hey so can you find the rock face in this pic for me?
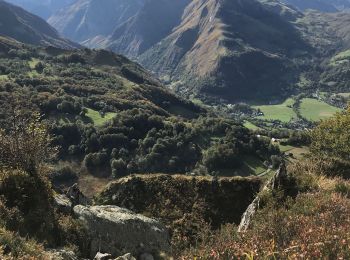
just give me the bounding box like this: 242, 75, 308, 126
96, 174, 262, 228
53, 194, 72, 214
47, 249, 78, 260
238, 163, 289, 232
67, 183, 90, 206
73, 205, 170, 258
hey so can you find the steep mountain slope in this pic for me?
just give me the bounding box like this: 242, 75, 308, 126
0, 0, 77, 48
282, 0, 350, 12
106, 0, 191, 58
48, 0, 145, 44
103, 0, 310, 101
5, 0, 76, 19
104, 0, 350, 102
297, 11, 350, 92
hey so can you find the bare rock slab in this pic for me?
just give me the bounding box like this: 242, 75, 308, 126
73, 205, 170, 257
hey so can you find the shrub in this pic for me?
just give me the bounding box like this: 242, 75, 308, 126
0, 111, 57, 175
49, 165, 78, 184
111, 159, 127, 178
203, 144, 242, 173
179, 192, 350, 259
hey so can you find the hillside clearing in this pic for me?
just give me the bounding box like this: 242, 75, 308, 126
86, 108, 116, 126
244, 121, 260, 130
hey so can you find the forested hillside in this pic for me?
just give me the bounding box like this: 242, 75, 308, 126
0, 36, 279, 188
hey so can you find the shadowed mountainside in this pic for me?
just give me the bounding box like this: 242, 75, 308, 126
0, 0, 77, 48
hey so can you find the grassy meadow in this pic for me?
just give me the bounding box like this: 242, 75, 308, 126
299, 98, 341, 122
253, 98, 297, 122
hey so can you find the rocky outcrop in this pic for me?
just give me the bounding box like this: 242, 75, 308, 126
67, 183, 90, 206
74, 205, 170, 258
96, 174, 262, 228
115, 253, 136, 260
47, 249, 78, 260
94, 252, 113, 260
238, 163, 288, 232
53, 194, 72, 214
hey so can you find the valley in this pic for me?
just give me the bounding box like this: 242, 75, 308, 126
0, 0, 350, 259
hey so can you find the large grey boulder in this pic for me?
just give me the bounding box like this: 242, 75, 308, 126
47, 249, 78, 260
73, 205, 170, 258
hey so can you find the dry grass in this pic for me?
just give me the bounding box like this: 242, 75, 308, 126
178, 158, 350, 259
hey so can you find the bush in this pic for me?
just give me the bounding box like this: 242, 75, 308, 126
49, 165, 78, 184
203, 144, 242, 173
179, 191, 350, 259
0, 111, 57, 175
111, 159, 127, 178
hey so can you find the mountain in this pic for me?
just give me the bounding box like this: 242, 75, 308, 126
281, 0, 350, 12
5, 0, 76, 19
41, 0, 350, 102
101, 0, 310, 102
48, 0, 145, 44
103, 0, 350, 102
0, 0, 77, 48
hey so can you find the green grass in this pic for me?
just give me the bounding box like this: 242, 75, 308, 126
86, 108, 116, 126
299, 98, 341, 122
330, 50, 350, 66
217, 155, 267, 177
278, 143, 295, 152
332, 50, 350, 61
28, 58, 40, 69
167, 105, 197, 119
244, 121, 260, 130
253, 98, 297, 122
0, 75, 8, 80
241, 155, 267, 175
27, 71, 39, 78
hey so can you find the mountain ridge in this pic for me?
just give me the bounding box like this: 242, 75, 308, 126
0, 0, 78, 48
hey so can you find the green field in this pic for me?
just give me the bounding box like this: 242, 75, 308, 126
241, 155, 267, 175
244, 121, 260, 130
0, 75, 8, 80
28, 58, 40, 69
299, 98, 341, 122
278, 143, 295, 153
218, 155, 267, 177
86, 108, 116, 126
332, 50, 350, 61
253, 98, 297, 122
